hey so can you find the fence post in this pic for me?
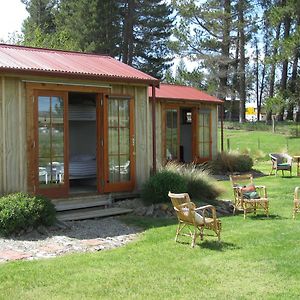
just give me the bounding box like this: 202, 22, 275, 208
258, 138, 260, 150
227, 138, 230, 151
286, 138, 289, 151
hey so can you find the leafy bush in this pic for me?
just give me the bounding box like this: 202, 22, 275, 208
0, 193, 56, 236
141, 170, 187, 205
211, 151, 253, 174
164, 162, 223, 200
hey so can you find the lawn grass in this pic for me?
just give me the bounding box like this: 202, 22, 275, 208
221, 127, 300, 159
1, 161, 300, 299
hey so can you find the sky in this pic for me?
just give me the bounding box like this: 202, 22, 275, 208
0, 0, 28, 41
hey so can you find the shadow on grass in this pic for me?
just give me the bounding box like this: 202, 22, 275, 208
247, 213, 287, 220
177, 239, 239, 251
121, 215, 178, 230
199, 240, 239, 251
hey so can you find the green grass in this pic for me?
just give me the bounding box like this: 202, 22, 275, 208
1, 161, 300, 299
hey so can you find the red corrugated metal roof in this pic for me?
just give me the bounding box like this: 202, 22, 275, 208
0, 44, 159, 85
149, 83, 223, 103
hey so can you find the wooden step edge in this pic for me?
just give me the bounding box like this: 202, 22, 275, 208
54, 198, 112, 212
57, 207, 132, 221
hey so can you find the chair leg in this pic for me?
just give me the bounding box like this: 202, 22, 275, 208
191, 229, 197, 248
200, 227, 204, 241
175, 223, 184, 242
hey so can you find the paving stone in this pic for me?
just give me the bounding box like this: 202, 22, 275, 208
0, 250, 31, 261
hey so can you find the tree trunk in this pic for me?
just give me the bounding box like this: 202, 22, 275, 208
219, 0, 231, 100
286, 17, 300, 120
238, 0, 246, 123
278, 0, 291, 121
255, 37, 259, 121
122, 0, 134, 65
267, 23, 281, 124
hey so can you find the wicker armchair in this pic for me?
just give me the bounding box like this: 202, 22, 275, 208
293, 187, 299, 219
269, 153, 293, 176
168, 192, 221, 248
229, 174, 269, 219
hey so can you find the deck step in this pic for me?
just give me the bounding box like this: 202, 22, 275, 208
52, 195, 113, 212
56, 207, 133, 221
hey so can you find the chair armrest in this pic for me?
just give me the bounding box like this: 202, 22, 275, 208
255, 185, 266, 189
255, 185, 267, 198
195, 205, 217, 221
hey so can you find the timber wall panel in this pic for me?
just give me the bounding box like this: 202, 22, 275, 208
1, 77, 27, 194
0, 78, 3, 193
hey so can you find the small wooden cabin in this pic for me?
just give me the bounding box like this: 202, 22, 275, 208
0, 44, 222, 200
150, 84, 223, 167
0, 44, 158, 198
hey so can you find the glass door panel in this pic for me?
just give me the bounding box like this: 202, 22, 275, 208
104, 96, 134, 191
36, 92, 68, 196
165, 109, 178, 161
198, 110, 211, 160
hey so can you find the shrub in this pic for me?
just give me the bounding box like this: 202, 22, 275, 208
164, 162, 223, 201
211, 151, 253, 174
0, 193, 56, 236
141, 170, 187, 205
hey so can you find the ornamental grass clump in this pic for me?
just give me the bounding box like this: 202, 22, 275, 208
164, 162, 223, 201
211, 151, 253, 174
0, 193, 56, 236
141, 170, 187, 205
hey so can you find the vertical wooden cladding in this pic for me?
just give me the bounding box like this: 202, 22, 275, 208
0, 77, 27, 195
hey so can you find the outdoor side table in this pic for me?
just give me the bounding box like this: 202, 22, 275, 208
294, 156, 300, 177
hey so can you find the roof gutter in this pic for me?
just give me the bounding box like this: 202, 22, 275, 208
21, 79, 112, 89
0, 68, 160, 87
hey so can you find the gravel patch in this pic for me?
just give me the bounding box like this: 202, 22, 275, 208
0, 217, 142, 264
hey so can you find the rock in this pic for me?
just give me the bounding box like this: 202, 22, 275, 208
134, 206, 147, 216
54, 220, 70, 229
37, 225, 48, 235
145, 205, 154, 216
160, 203, 169, 211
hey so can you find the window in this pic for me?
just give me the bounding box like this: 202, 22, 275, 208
198, 110, 211, 159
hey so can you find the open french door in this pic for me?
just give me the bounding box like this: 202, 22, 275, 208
103, 95, 135, 192
34, 90, 69, 198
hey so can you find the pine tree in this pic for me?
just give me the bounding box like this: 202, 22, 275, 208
57, 0, 121, 56
120, 0, 174, 79
21, 0, 59, 46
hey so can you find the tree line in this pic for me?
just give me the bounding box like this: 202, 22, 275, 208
8, 0, 300, 122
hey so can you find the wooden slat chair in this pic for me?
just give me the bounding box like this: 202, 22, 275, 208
269, 153, 293, 176
168, 191, 221, 248
293, 187, 299, 219
229, 174, 269, 219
